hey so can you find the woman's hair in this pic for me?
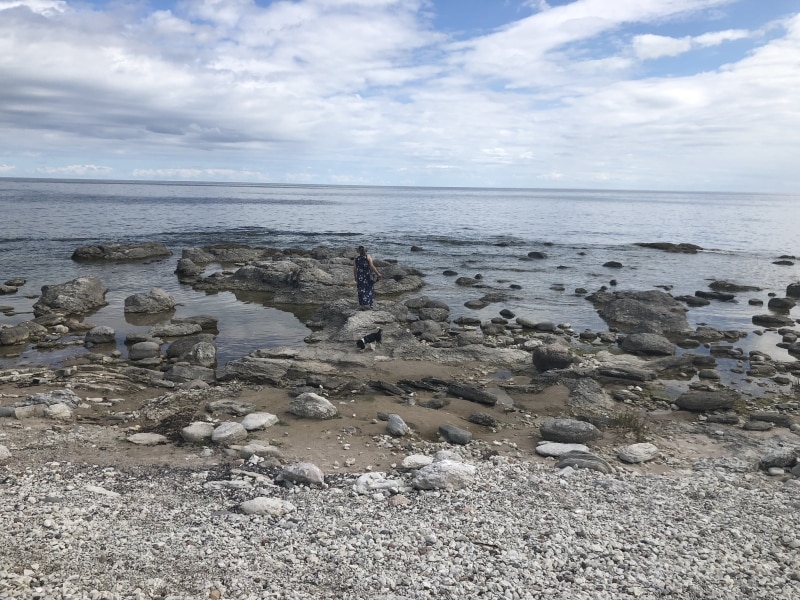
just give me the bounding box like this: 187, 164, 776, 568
358, 246, 366, 255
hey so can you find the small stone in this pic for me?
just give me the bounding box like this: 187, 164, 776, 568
127, 433, 169, 446
239, 497, 295, 516
240, 412, 279, 431
211, 422, 248, 445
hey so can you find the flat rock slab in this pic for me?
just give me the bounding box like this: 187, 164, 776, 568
618, 442, 660, 464
539, 417, 602, 444
535, 442, 590, 458
127, 433, 169, 446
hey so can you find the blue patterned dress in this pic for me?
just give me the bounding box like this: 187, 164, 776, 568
355, 254, 375, 307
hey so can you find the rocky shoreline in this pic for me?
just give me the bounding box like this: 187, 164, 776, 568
2, 242, 800, 599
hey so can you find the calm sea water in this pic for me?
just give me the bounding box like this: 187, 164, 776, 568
1, 178, 799, 369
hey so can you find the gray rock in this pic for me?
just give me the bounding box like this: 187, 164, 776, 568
535, 442, 589, 457
180, 422, 215, 443
759, 448, 797, 470
619, 333, 674, 356
386, 414, 411, 437
124, 288, 176, 314
128, 341, 161, 361
44, 403, 73, 421
187, 342, 217, 367
277, 462, 325, 486
752, 314, 795, 327
618, 442, 660, 464
0, 444, 10, 461
166, 334, 217, 359
33, 277, 108, 317
540, 417, 602, 444
468, 412, 499, 428
240, 412, 279, 431
216, 356, 291, 384
439, 423, 472, 445
211, 422, 248, 445
675, 390, 737, 412
164, 364, 216, 383
0, 324, 31, 345
127, 433, 169, 446
148, 322, 202, 337
556, 451, 614, 474
24, 389, 82, 409
85, 325, 116, 345
531, 342, 574, 371
749, 411, 794, 428
175, 258, 204, 279
288, 392, 338, 419
411, 460, 476, 490
589, 289, 691, 335
446, 383, 497, 406
72, 242, 172, 262
206, 399, 256, 416
239, 443, 283, 460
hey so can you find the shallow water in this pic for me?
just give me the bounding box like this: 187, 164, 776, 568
1, 178, 799, 368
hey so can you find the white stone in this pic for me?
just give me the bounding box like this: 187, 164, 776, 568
239, 497, 295, 516
618, 442, 660, 464
44, 403, 73, 421
411, 460, 476, 491
0, 444, 10, 461
239, 443, 283, 460
180, 422, 215, 443
240, 412, 279, 431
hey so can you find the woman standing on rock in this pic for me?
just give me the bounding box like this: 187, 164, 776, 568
354, 245, 381, 309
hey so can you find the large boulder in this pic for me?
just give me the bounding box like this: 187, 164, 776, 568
411, 460, 476, 490
71, 242, 172, 262
589, 289, 691, 335
33, 277, 108, 317
124, 288, 176, 314
288, 392, 338, 419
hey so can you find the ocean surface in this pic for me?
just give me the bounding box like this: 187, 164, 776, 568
1, 178, 799, 373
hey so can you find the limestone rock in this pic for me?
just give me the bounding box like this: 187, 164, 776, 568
239, 497, 295, 516
539, 418, 602, 444
127, 433, 169, 446
411, 460, 476, 490
618, 443, 660, 464
181, 422, 215, 443
123, 288, 176, 314
211, 422, 248, 445
277, 462, 325, 486
33, 276, 108, 317
535, 442, 589, 458
288, 392, 338, 419
241, 412, 279, 431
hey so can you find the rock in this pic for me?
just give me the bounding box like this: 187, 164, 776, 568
0, 444, 10, 461
352, 472, 409, 495
239, 443, 283, 460
44, 403, 73, 421
527, 251, 547, 259
175, 258, 204, 280
603, 261, 623, 268
84, 325, 116, 345
531, 342, 574, 371
787, 282, 800, 298
187, 342, 217, 367
128, 341, 161, 361
240, 412, 279, 431
743, 420, 773, 431
708, 280, 761, 292
675, 390, 737, 412
165, 364, 216, 383
166, 334, 216, 359
401, 454, 434, 470
180, 422, 215, 443
618, 443, 659, 464
456, 330, 485, 346
216, 356, 291, 384
411, 460, 476, 490
33, 277, 108, 317
277, 462, 325, 486
589, 289, 691, 335
239, 497, 295, 516
206, 399, 256, 416
446, 383, 497, 406
468, 412, 498, 428
438, 423, 472, 445
72, 242, 172, 261
759, 448, 797, 470
148, 322, 203, 337
535, 442, 589, 457
695, 290, 735, 302
768, 297, 796, 310
634, 242, 702, 254
539, 418, 602, 444
123, 288, 176, 314
211, 422, 248, 445
619, 333, 674, 356
752, 314, 795, 327
386, 414, 411, 437
749, 411, 793, 428
0, 324, 31, 345
24, 389, 82, 409
555, 451, 614, 474
288, 392, 338, 419
127, 433, 169, 446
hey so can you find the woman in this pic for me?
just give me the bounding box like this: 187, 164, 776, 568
353, 245, 382, 309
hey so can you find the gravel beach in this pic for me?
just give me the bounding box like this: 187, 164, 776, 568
2, 413, 800, 600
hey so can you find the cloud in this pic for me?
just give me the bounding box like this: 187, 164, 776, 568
35, 164, 113, 176
633, 29, 750, 60
0, 164, 16, 173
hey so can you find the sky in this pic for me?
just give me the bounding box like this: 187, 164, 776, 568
1, 0, 799, 192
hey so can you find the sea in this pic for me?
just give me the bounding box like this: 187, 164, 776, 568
1, 178, 799, 374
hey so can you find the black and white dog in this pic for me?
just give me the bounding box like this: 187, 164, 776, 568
356, 328, 382, 350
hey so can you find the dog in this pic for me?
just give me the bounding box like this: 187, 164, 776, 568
356, 328, 382, 350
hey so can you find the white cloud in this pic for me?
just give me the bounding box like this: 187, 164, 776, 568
633, 28, 751, 60
0, 164, 16, 173
36, 164, 113, 176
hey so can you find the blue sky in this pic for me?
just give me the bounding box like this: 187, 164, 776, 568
1, 0, 799, 191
